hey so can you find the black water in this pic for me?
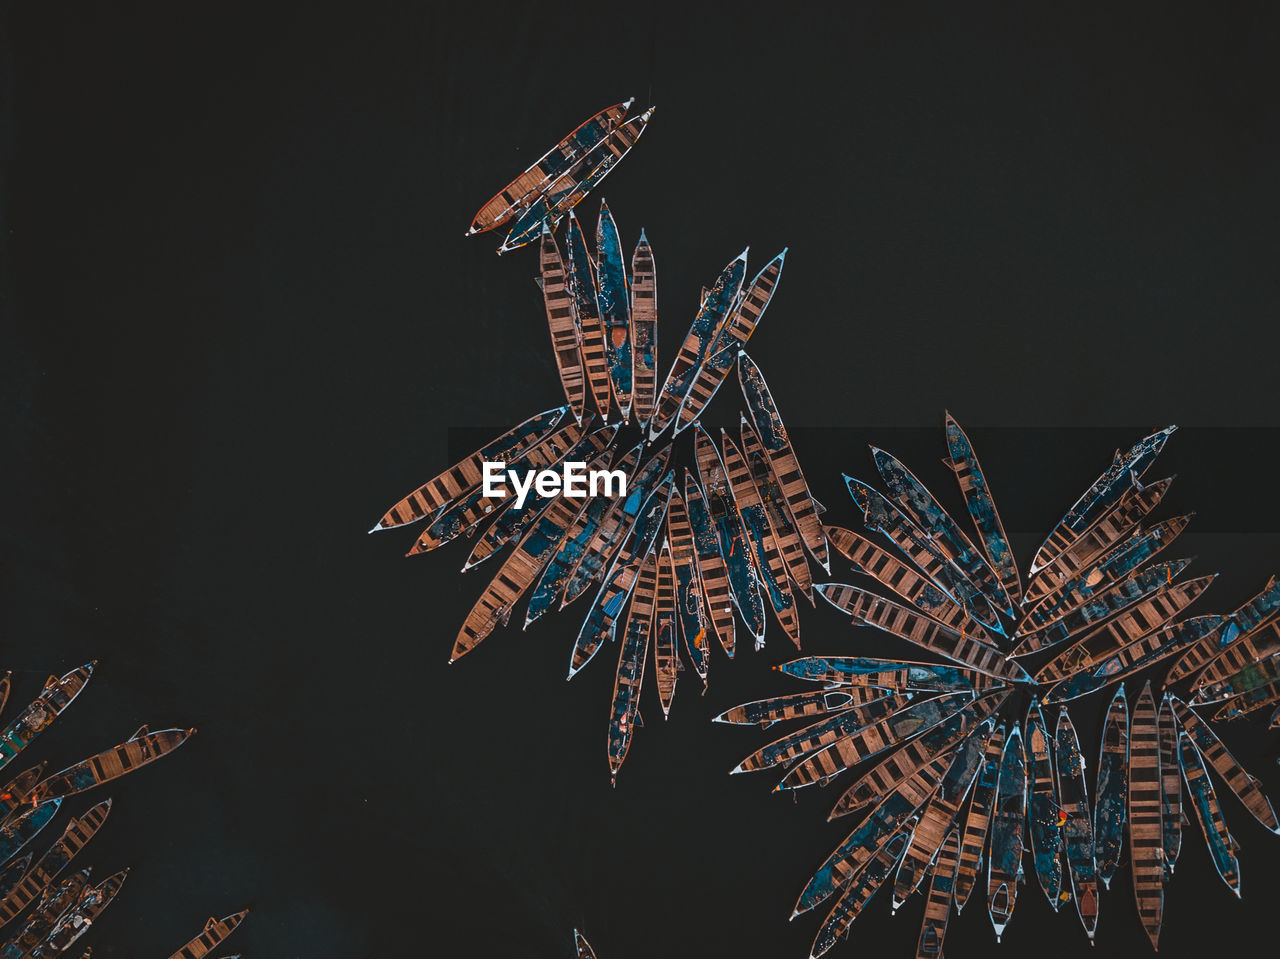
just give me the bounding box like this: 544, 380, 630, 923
3, 3, 1279, 957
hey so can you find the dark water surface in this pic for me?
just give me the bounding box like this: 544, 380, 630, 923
3, 3, 1279, 956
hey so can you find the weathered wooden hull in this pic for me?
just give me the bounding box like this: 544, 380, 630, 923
537, 225, 587, 423
1094, 686, 1129, 889
954, 723, 1006, 913
944, 414, 1022, 606
1025, 701, 1064, 908
683, 474, 736, 657
915, 827, 960, 959
741, 419, 812, 599
629, 230, 657, 427
564, 210, 613, 419
987, 722, 1026, 942
608, 549, 656, 783
1178, 731, 1241, 895
811, 828, 912, 959
1171, 697, 1279, 832
1158, 694, 1183, 875
166, 910, 249, 959
1167, 575, 1280, 683
1129, 683, 1164, 950
653, 539, 679, 716
0, 799, 60, 872
0, 799, 110, 927
1054, 709, 1098, 941
666, 489, 711, 683
714, 686, 883, 729
32, 728, 192, 802
0, 665, 94, 775
595, 202, 632, 420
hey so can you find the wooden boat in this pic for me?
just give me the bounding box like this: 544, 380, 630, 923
0, 677, 8, 723
559, 445, 671, 608
810, 827, 913, 959
986, 722, 1026, 942
944, 413, 1022, 606
574, 928, 598, 959
1128, 682, 1164, 950
608, 549, 656, 784
1175, 574, 1280, 685
409, 418, 588, 554
1032, 573, 1216, 683
1043, 615, 1225, 704
1192, 621, 1280, 701
647, 251, 747, 440
564, 210, 614, 419
1158, 694, 1182, 875
466, 100, 632, 235
32, 727, 193, 802
731, 693, 914, 777
0, 766, 44, 822
568, 472, 673, 678
816, 584, 1030, 684
653, 538, 680, 716
7, 868, 90, 955
452, 449, 616, 662
497, 108, 654, 254
713, 686, 885, 729
1012, 557, 1194, 658
776, 692, 979, 791
0, 800, 60, 872
739, 351, 828, 571
891, 721, 991, 910
825, 525, 999, 646
775, 656, 999, 696
37, 868, 128, 954
844, 476, 1002, 636
523, 443, 644, 626
629, 229, 657, 428
0, 855, 32, 906
1021, 516, 1191, 630
370, 406, 566, 532
915, 827, 960, 959
1094, 685, 1128, 889
683, 473, 735, 657
1023, 477, 1172, 605
741, 418, 812, 599
722, 432, 799, 647
953, 723, 1005, 913
873, 445, 1012, 616
1025, 700, 1064, 908
1212, 675, 1280, 721
0, 800, 110, 927
693, 425, 765, 647
1029, 426, 1175, 574
595, 202, 632, 420
1170, 697, 1279, 832
671, 251, 786, 435
0, 665, 94, 775
1054, 709, 1098, 941
463, 425, 615, 570
166, 910, 249, 959
536, 225, 587, 423
1178, 730, 1241, 896
666, 489, 711, 684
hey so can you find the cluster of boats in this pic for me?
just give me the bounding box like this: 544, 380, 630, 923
374, 197, 835, 782
0, 664, 246, 957
722, 422, 1280, 957
466, 99, 654, 254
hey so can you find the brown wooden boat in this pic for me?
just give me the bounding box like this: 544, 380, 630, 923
0, 799, 110, 926
537, 224, 587, 423
944, 413, 1022, 607
370, 406, 566, 532
777, 692, 978, 791
683, 473, 735, 657
953, 723, 1005, 913
1170, 697, 1279, 832
1158, 694, 1182, 875
0, 664, 95, 775
595, 202, 632, 420
38, 868, 128, 954
1033, 574, 1216, 684
654, 538, 680, 717
11, 868, 90, 954
629, 230, 657, 428
466, 100, 632, 235
32, 727, 193, 802
810, 827, 913, 959
166, 909, 250, 959
574, 928, 598, 959
987, 722, 1027, 942
0, 674, 9, 720
816, 584, 1029, 684
1178, 731, 1240, 896
914, 827, 960, 959
825, 525, 999, 647
608, 549, 656, 784
671, 251, 786, 435
739, 351, 829, 572
1054, 709, 1098, 941
1193, 621, 1280, 700
1022, 477, 1172, 605
1128, 682, 1164, 950
741, 418, 812, 599
1094, 687, 1128, 889
0, 765, 45, 822
1167, 576, 1280, 683
409, 418, 588, 554
564, 210, 614, 419
722, 432, 799, 647
713, 686, 886, 729
666, 489, 711, 684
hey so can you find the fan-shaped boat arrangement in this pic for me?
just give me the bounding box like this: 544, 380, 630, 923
719, 419, 1279, 957
0, 664, 247, 956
